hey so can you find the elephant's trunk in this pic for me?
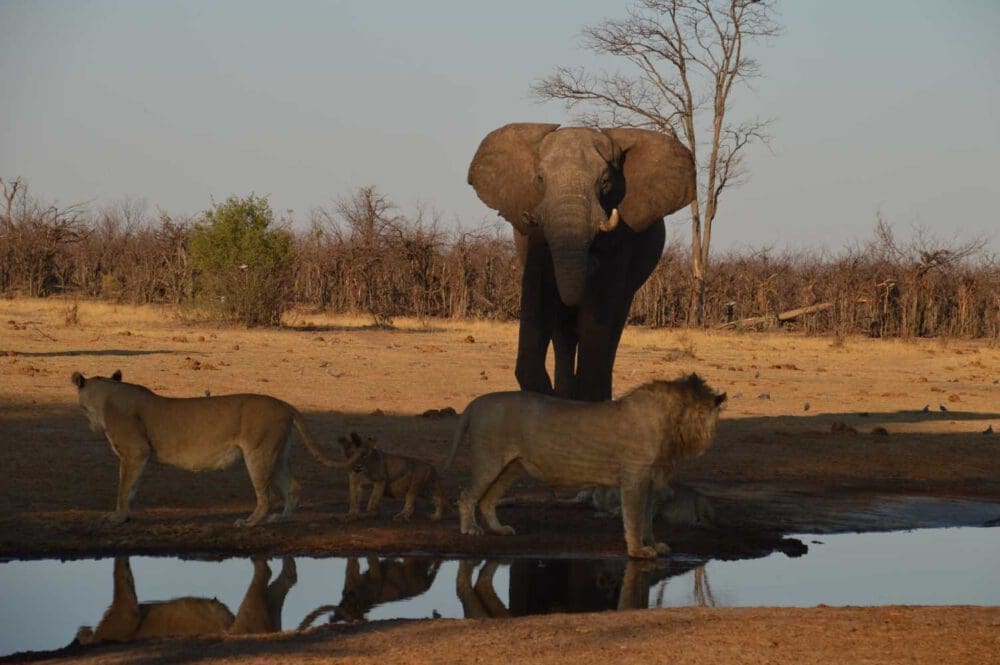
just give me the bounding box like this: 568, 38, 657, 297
550, 249, 589, 306
544, 198, 595, 307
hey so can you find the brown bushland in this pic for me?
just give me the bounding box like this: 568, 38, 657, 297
1, 183, 996, 338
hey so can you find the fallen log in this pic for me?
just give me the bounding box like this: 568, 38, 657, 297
717, 302, 832, 330
777, 302, 833, 321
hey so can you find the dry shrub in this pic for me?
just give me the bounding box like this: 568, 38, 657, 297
2, 180, 997, 339
62, 302, 80, 327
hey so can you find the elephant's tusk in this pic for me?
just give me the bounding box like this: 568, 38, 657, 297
599, 208, 619, 232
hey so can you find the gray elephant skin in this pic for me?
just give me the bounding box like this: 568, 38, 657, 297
468, 123, 695, 401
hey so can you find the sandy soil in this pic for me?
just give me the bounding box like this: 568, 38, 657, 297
1, 298, 997, 663
11, 606, 1000, 665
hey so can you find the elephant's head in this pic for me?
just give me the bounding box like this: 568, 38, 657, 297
468, 124, 695, 306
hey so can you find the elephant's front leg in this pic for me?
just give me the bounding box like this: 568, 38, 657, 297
575, 227, 657, 402
515, 240, 557, 394
574, 318, 615, 402
551, 302, 578, 399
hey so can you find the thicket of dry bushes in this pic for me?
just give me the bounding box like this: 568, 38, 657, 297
1, 182, 997, 339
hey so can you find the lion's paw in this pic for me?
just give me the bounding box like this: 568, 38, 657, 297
234, 517, 261, 528
653, 541, 671, 555
461, 524, 484, 536
392, 512, 412, 522
492, 525, 516, 536
628, 545, 658, 560
104, 512, 128, 526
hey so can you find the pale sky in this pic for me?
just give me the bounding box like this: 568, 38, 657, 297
2, 1, 998, 252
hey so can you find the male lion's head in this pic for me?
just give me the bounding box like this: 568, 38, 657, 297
626, 373, 727, 460
675, 373, 726, 458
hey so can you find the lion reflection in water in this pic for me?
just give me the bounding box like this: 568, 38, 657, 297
75, 556, 297, 645
298, 556, 442, 627
457, 559, 670, 617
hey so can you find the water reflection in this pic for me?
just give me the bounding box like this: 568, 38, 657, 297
6, 526, 992, 657
507, 558, 698, 614
298, 556, 442, 628
75, 556, 297, 645
70, 554, 701, 647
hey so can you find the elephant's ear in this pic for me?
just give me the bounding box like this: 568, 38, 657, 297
468, 123, 560, 233
602, 128, 696, 233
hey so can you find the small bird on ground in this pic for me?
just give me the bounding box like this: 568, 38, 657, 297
939, 404, 948, 412
921, 405, 930, 413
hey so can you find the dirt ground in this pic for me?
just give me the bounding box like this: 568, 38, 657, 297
10, 606, 1000, 665
1, 298, 998, 663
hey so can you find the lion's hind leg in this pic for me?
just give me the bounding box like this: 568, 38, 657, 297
459, 452, 513, 536
478, 460, 523, 536
392, 472, 419, 522
268, 444, 300, 524
429, 470, 445, 521
458, 489, 483, 535
236, 427, 287, 527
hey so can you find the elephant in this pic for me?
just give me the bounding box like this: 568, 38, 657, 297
468, 123, 695, 401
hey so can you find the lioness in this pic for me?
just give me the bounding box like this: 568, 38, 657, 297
566, 482, 716, 526
72, 370, 360, 526
337, 432, 445, 521
75, 555, 297, 645
445, 373, 726, 558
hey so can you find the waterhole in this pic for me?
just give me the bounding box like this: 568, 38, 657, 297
1, 526, 996, 657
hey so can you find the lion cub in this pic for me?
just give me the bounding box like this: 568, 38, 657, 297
337, 432, 444, 521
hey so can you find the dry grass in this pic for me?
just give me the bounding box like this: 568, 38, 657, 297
3, 298, 997, 433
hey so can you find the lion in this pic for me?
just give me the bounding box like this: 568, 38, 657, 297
72, 369, 360, 527
565, 482, 716, 526
297, 555, 441, 628
337, 432, 445, 521
75, 555, 297, 645
444, 373, 726, 559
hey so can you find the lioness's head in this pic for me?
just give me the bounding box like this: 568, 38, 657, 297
71, 369, 122, 432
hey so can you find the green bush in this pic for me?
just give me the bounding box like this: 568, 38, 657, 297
189, 194, 292, 326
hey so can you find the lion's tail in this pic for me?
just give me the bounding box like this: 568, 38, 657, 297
443, 407, 471, 473
292, 410, 358, 468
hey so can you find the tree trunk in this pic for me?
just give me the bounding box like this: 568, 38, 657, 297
687, 207, 705, 326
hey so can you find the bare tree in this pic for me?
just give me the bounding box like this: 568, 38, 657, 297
1, 177, 23, 234
533, 0, 781, 324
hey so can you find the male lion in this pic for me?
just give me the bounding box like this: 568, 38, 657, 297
72, 370, 359, 526
444, 373, 726, 558
337, 432, 445, 521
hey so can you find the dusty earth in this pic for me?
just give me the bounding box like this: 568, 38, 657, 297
1, 298, 998, 663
